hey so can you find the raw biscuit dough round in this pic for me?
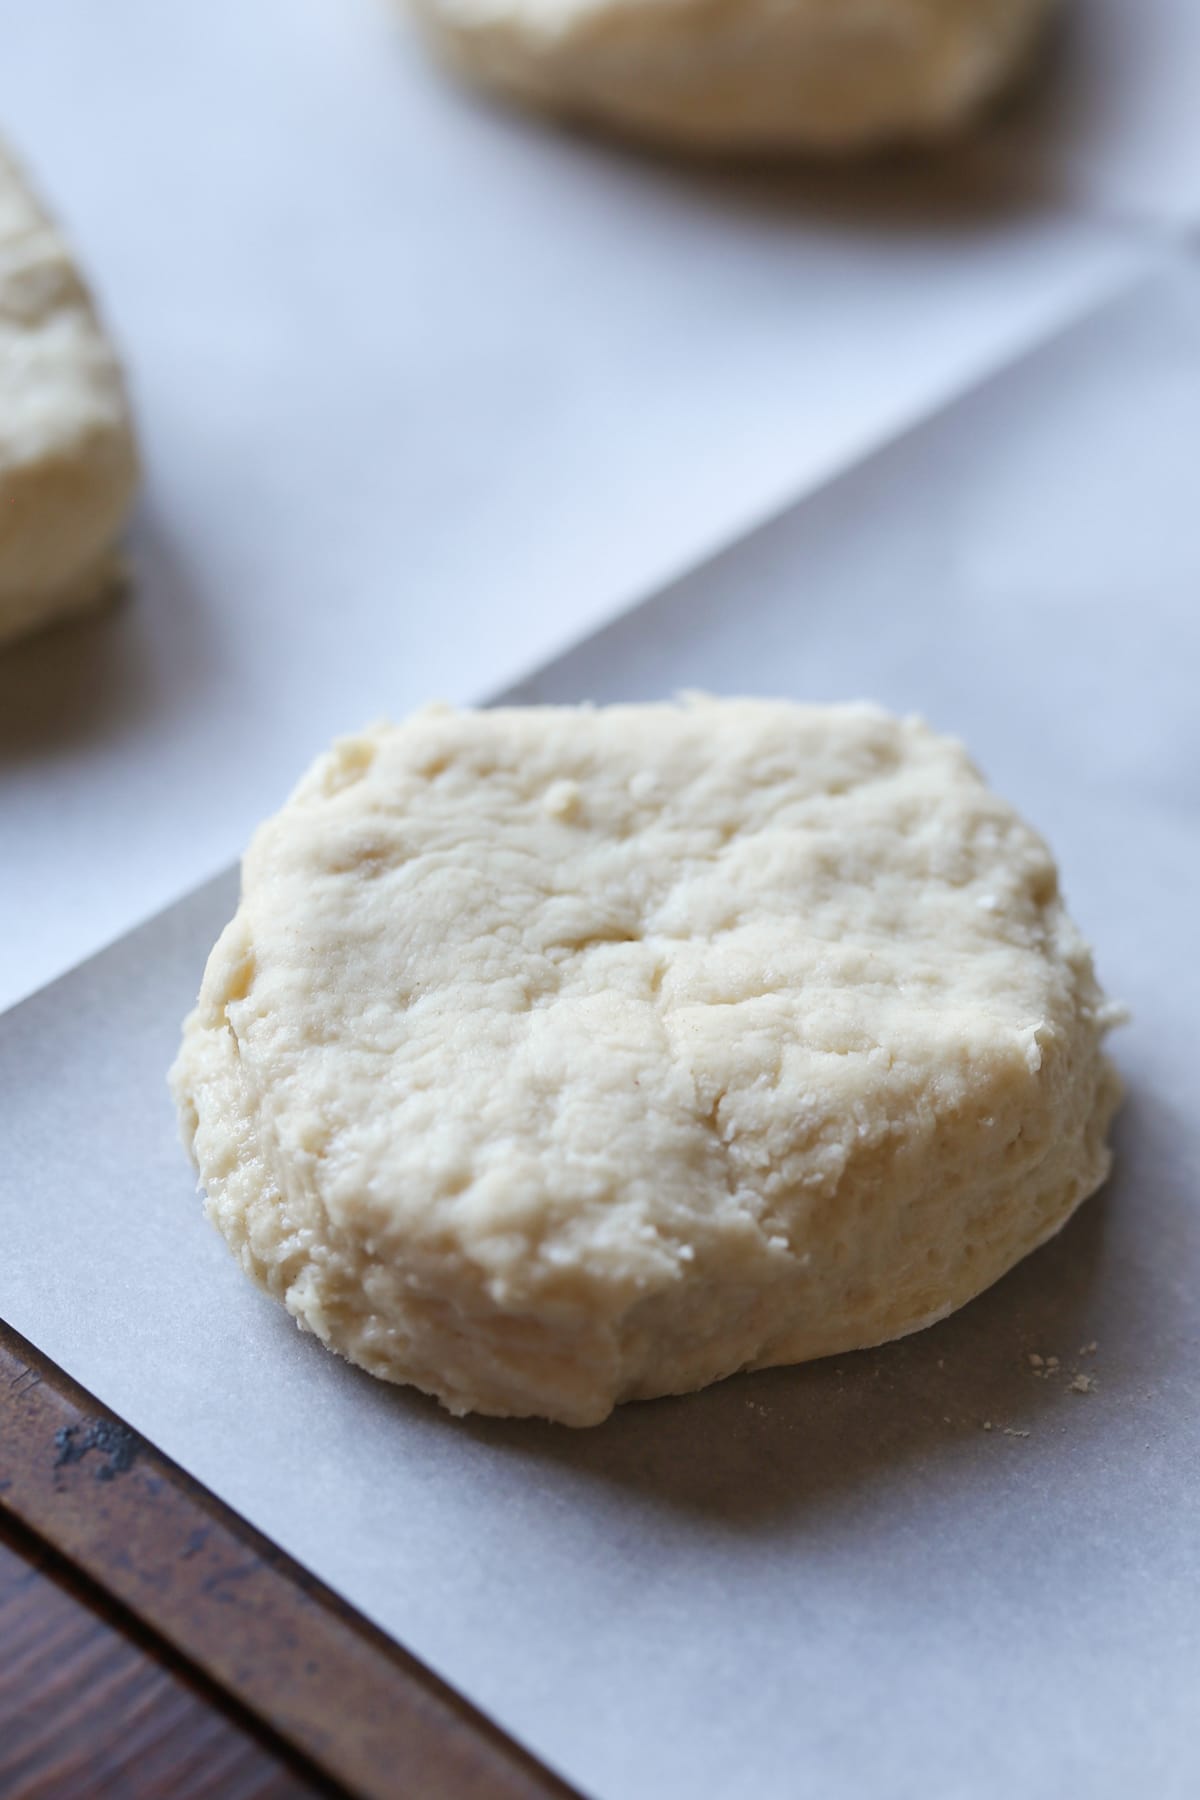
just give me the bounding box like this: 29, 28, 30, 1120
0, 139, 138, 647
171, 699, 1121, 1426
407, 0, 1057, 154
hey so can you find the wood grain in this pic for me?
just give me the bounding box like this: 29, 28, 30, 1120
0, 1508, 332, 1799
0, 1321, 578, 1800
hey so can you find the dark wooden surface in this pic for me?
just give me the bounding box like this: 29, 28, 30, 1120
0, 1509, 332, 1800
0, 1322, 578, 1800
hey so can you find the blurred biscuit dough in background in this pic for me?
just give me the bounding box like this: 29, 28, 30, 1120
404, 0, 1058, 154
0, 138, 138, 649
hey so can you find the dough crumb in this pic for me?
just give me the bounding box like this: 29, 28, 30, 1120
1002, 1427, 1030, 1439
1068, 1373, 1097, 1394
543, 779, 582, 820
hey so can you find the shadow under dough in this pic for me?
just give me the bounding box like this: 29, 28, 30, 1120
443, 1081, 1165, 1529
0, 503, 217, 765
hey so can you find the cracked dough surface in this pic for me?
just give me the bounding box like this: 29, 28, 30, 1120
407, 0, 1056, 154
172, 698, 1120, 1426
0, 139, 138, 647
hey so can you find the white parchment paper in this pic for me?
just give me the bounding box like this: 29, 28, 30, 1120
0, 0, 1161, 1010
3, 263, 1198, 1800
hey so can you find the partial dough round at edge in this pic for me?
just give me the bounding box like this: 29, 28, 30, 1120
407, 0, 1057, 155
171, 699, 1121, 1426
0, 139, 138, 647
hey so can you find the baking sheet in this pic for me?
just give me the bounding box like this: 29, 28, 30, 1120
0, 0, 1163, 1012
3, 261, 1199, 1800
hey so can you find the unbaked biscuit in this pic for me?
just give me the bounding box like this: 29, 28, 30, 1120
0, 139, 138, 647
406, 0, 1057, 155
171, 699, 1121, 1426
